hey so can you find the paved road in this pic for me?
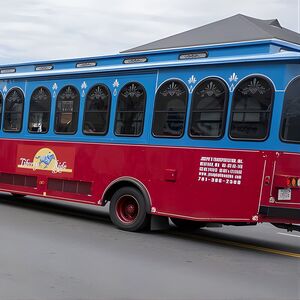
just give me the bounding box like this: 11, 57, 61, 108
0, 193, 299, 300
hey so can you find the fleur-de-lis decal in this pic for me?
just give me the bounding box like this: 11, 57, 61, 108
188, 75, 197, 85
113, 79, 119, 96
81, 81, 87, 97
188, 75, 197, 93
52, 83, 58, 98
228, 73, 239, 92
113, 79, 119, 88
81, 81, 87, 90
229, 73, 239, 83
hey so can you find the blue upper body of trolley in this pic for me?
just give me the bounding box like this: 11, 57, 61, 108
0, 38, 300, 153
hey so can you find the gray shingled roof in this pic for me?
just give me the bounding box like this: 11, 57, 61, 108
122, 14, 300, 53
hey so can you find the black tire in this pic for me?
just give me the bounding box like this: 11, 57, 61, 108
109, 187, 150, 232
170, 218, 206, 231
12, 193, 25, 198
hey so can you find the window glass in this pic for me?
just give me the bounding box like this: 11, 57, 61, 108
281, 77, 300, 142
83, 85, 111, 135
189, 79, 228, 138
55, 86, 80, 134
3, 88, 24, 132
28, 87, 51, 133
230, 77, 274, 140
152, 80, 188, 137
115, 82, 146, 136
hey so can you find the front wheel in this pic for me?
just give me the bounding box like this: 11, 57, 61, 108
109, 187, 150, 232
170, 218, 206, 231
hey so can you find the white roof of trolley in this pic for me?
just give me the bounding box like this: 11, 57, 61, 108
122, 14, 300, 53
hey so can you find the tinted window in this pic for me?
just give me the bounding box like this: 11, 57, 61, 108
281, 77, 300, 142
189, 78, 228, 138
83, 85, 111, 135
152, 80, 188, 137
28, 87, 51, 133
3, 88, 24, 132
230, 77, 274, 140
0, 93, 2, 129
115, 82, 146, 136
55, 86, 80, 134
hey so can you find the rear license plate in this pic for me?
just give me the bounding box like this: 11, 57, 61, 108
278, 188, 292, 201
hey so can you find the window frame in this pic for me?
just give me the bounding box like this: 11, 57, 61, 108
54, 85, 80, 135
3, 87, 25, 133
114, 82, 147, 137
28, 86, 52, 134
280, 76, 300, 144
83, 84, 111, 136
0, 92, 2, 130
152, 79, 189, 139
228, 75, 275, 142
188, 77, 229, 140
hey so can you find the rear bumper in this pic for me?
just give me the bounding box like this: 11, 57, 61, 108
259, 206, 300, 220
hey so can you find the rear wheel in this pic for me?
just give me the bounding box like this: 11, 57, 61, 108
171, 218, 206, 231
109, 187, 150, 232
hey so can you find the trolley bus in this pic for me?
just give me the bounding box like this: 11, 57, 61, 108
0, 14, 300, 232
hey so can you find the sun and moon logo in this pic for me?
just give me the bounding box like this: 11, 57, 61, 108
17, 148, 72, 174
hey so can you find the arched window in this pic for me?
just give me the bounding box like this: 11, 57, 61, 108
281, 77, 300, 142
28, 87, 51, 133
115, 82, 146, 136
229, 76, 274, 140
0, 93, 2, 130
189, 78, 228, 138
3, 88, 24, 132
83, 84, 111, 135
55, 86, 80, 134
152, 80, 188, 137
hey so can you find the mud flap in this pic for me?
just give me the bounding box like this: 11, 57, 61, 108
150, 215, 170, 231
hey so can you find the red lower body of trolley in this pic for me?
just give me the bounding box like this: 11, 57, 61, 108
0, 139, 299, 231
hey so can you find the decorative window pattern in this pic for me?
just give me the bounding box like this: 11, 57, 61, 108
3, 88, 24, 132
189, 79, 228, 138
115, 82, 146, 136
83, 85, 111, 135
281, 77, 300, 143
55, 86, 80, 134
0, 93, 2, 130
152, 80, 188, 137
230, 77, 274, 140
28, 87, 51, 133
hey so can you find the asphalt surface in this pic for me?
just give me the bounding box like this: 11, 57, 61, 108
0, 192, 299, 300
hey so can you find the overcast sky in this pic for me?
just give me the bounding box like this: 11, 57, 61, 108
0, 0, 297, 64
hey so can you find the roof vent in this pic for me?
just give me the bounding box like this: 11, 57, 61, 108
268, 19, 282, 28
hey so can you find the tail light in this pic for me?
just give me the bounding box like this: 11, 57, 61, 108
286, 177, 300, 188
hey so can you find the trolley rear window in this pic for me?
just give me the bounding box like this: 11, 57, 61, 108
281, 77, 300, 143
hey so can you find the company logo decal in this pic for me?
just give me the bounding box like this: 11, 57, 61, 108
17, 148, 72, 174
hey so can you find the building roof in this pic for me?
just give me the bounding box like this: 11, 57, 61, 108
122, 14, 300, 53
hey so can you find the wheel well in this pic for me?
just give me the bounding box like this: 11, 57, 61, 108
102, 180, 151, 213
